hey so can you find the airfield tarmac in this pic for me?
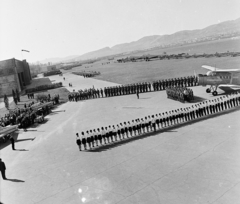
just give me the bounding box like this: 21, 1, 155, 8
1, 73, 240, 204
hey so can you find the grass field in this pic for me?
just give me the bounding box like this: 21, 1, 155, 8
67, 38, 240, 84
133, 38, 240, 56
71, 55, 240, 85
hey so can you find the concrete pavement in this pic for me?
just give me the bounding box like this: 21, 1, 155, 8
0, 73, 240, 204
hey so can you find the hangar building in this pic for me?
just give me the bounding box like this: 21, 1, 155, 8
0, 58, 32, 97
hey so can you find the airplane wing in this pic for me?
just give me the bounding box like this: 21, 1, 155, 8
218, 84, 240, 91
202, 65, 240, 72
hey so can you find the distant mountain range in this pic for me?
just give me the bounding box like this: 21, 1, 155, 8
38, 17, 240, 64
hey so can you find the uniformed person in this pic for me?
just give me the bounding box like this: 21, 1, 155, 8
108, 125, 113, 142
97, 128, 102, 145
151, 115, 156, 132
101, 127, 106, 144
128, 122, 133, 137
82, 132, 86, 150
132, 120, 136, 136
76, 133, 81, 151
112, 125, 117, 141
87, 130, 92, 149
117, 124, 121, 140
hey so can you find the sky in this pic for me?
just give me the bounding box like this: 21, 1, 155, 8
0, 0, 240, 62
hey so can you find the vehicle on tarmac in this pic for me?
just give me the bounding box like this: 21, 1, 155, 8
198, 65, 240, 96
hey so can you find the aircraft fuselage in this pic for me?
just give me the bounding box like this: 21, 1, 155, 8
198, 72, 233, 86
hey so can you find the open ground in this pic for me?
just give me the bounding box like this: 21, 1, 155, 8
1, 39, 240, 204
69, 38, 240, 84
1, 71, 240, 204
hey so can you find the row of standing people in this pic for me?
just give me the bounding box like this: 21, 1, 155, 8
68, 75, 198, 102
166, 87, 194, 103
76, 92, 240, 150
153, 76, 198, 91
68, 89, 101, 101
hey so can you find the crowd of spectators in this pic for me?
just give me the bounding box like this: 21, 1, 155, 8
0, 101, 52, 130
0, 93, 59, 130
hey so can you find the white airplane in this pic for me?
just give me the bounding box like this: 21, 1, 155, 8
198, 65, 240, 96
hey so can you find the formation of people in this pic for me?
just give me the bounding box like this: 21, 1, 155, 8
68, 75, 198, 102
68, 88, 101, 101
76, 92, 240, 151
166, 87, 194, 103
152, 76, 197, 91
72, 71, 100, 78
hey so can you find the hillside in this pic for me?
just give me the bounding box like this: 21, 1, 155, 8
38, 17, 240, 63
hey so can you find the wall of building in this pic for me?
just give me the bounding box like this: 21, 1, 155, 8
15, 59, 31, 85
22, 60, 31, 84
0, 59, 21, 97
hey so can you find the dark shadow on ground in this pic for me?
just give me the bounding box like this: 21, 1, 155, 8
87, 106, 240, 152
139, 97, 151, 99
6, 178, 25, 182
0, 133, 35, 150
52, 110, 66, 113
30, 118, 49, 128
189, 96, 207, 103
215, 90, 238, 96
0, 132, 19, 150
49, 110, 66, 115
16, 138, 35, 142
14, 149, 29, 151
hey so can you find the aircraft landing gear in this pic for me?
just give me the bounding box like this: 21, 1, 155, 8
206, 85, 219, 96
206, 88, 211, 93
212, 91, 218, 96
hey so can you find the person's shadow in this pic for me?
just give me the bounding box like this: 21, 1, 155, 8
16, 138, 35, 143
6, 178, 25, 182
14, 149, 29, 151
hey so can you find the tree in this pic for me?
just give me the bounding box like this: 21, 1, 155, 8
4, 94, 9, 110
16, 88, 20, 102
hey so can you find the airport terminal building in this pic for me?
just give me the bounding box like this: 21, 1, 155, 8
0, 58, 32, 97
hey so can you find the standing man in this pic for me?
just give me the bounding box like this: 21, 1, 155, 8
136, 90, 139, 99
0, 158, 7, 180
9, 134, 15, 150
76, 133, 81, 151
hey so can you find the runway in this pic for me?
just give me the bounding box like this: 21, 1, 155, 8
1, 73, 240, 204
